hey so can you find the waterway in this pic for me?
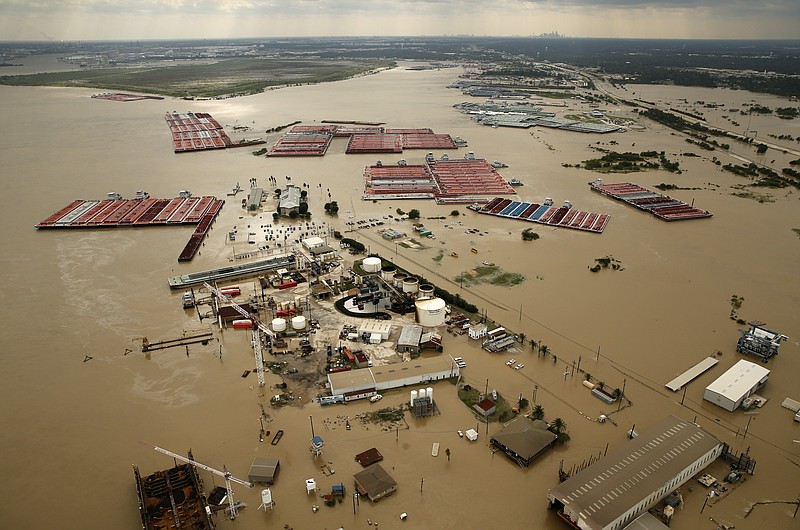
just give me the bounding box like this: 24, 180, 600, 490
0, 57, 798, 530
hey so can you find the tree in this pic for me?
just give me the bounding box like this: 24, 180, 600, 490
518, 397, 529, 410
531, 404, 545, 420
518, 333, 526, 344
300, 189, 308, 199
598, 381, 606, 392
612, 388, 622, 400
450, 210, 460, 216
539, 344, 549, 357
445, 448, 451, 461
550, 417, 566, 434
298, 202, 309, 215
408, 209, 421, 220
584, 372, 592, 382
288, 210, 299, 219
529, 339, 538, 351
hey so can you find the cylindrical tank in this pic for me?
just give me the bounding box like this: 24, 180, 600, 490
381, 266, 396, 282
427, 387, 434, 402
410, 390, 418, 405
291, 315, 306, 330
418, 283, 434, 299
221, 287, 241, 296
393, 273, 407, 288
402, 277, 419, 294
362, 257, 382, 273
418, 388, 426, 399
272, 318, 287, 332
232, 319, 253, 329
415, 297, 447, 327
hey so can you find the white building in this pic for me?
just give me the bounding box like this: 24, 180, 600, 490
703, 359, 770, 412
468, 323, 487, 340
547, 415, 723, 530
359, 320, 392, 342
326, 357, 460, 402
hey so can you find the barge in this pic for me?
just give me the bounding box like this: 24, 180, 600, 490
168, 254, 297, 289
36, 193, 223, 262
589, 180, 712, 221
133, 463, 213, 530
474, 197, 610, 234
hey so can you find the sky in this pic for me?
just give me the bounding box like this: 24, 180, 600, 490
1, 0, 798, 41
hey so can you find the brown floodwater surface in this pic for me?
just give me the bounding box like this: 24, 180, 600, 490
0, 60, 798, 530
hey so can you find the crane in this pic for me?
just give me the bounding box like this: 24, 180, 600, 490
147, 443, 253, 519
204, 281, 272, 387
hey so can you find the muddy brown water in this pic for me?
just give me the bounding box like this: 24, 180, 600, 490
0, 58, 798, 530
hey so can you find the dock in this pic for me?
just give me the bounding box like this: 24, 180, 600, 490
474, 197, 610, 234
665, 357, 719, 392
36, 195, 224, 262
167, 254, 297, 289
590, 181, 712, 221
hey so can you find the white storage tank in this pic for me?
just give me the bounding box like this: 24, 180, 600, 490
415, 297, 447, 327
418, 388, 426, 399
291, 315, 306, 330
393, 273, 407, 288
410, 390, 418, 405
402, 277, 419, 294
418, 283, 434, 299
362, 257, 382, 274
427, 387, 433, 402
272, 318, 287, 332
381, 266, 396, 282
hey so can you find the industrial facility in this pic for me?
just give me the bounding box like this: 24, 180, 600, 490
703, 359, 770, 412
547, 415, 724, 530
736, 321, 788, 362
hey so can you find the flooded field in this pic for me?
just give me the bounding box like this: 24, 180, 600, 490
0, 59, 798, 530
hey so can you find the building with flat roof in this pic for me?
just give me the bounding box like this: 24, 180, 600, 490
248, 457, 280, 484
547, 415, 723, 530
326, 357, 459, 401
397, 325, 423, 355
704, 359, 770, 412
353, 464, 397, 501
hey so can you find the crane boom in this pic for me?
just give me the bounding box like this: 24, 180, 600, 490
204, 281, 269, 387
152, 445, 253, 487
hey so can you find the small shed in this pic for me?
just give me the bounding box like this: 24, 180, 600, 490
465, 429, 479, 441
397, 325, 423, 355
355, 447, 384, 467
474, 398, 497, 417
248, 457, 280, 484
353, 463, 398, 501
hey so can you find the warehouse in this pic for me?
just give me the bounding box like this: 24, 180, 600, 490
703, 359, 770, 412
547, 415, 723, 530
326, 357, 459, 401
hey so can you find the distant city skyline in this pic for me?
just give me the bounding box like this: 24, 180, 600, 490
1, 0, 798, 41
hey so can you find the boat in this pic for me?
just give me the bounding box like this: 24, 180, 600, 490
471, 248, 478, 254
181, 291, 195, 309
134, 190, 150, 200
271, 430, 284, 445
450, 252, 458, 258
508, 178, 523, 186
431, 443, 440, 457
491, 160, 508, 168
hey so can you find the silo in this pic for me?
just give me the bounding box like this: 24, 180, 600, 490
402, 277, 419, 294
362, 257, 382, 274
418, 388, 426, 399
410, 390, 418, 406
427, 387, 434, 402
414, 297, 447, 327
271, 318, 287, 332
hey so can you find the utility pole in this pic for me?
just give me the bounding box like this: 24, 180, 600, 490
420, 478, 424, 493
309, 415, 315, 439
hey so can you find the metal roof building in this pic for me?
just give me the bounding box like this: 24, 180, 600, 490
703, 359, 770, 412
353, 463, 397, 501
327, 357, 459, 401
491, 417, 557, 467
547, 415, 723, 530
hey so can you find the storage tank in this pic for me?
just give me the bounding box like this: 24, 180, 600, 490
381, 266, 396, 282
418, 388, 426, 399
271, 318, 287, 332
232, 319, 254, 329
393, 273, 407, 288
410, 390, 418, 405
362, 257, 382, 274
291, 315, 307, 330
418, 283, 434, 299
402, 277, 419, 294
415, 297, 447, 327
427, 387, 434, 402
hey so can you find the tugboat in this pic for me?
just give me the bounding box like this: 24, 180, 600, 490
508, 178, 523, 186
491, 160, 508, 168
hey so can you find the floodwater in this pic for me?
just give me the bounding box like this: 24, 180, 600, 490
0, 58, 798, 530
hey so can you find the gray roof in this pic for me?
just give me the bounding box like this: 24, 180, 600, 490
248, 457, 279, 484
548, 415, 721, 530
353, 463, 397, 500
491, 417, 556, 461
398, 325, 423, 347
279, 185, 302, 210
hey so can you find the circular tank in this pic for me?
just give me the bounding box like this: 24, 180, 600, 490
418, 283, 434, 299
393, 273, 407, 288
415, 297, 447, 327
427, 387, 434, 402
291, 315, 307, 330
402, 277, 419, 294
380, 266, 396, 282
418, 388, 426, 399
410, 390, 418, 405
271, 318, 287, 332
362, 257, 382, 273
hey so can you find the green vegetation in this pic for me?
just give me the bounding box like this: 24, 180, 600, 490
522, 228, 540, 241
654, 183, 702, 191
450, 210, 460, 217
408, 209, 421, 220
580, 150, 680, 174
589, 255, 623, 272
340, 238, 366, 253
432, 250, 445, 264
730, 294, 745, 320
723, 163, 800, 189
457, 384, 516, 423
252, 147, 268, 156
456, 264, 525, 288
0, 58, 394, 97
792, 228, 800, 239
324, 201, 339, 214
266, 121, 301, 133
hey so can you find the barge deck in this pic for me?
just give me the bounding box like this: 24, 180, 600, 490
590, 181, 712, 221
474, 197, 609, 233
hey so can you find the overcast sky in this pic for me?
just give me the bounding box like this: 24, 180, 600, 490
1, 0, 798, 41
